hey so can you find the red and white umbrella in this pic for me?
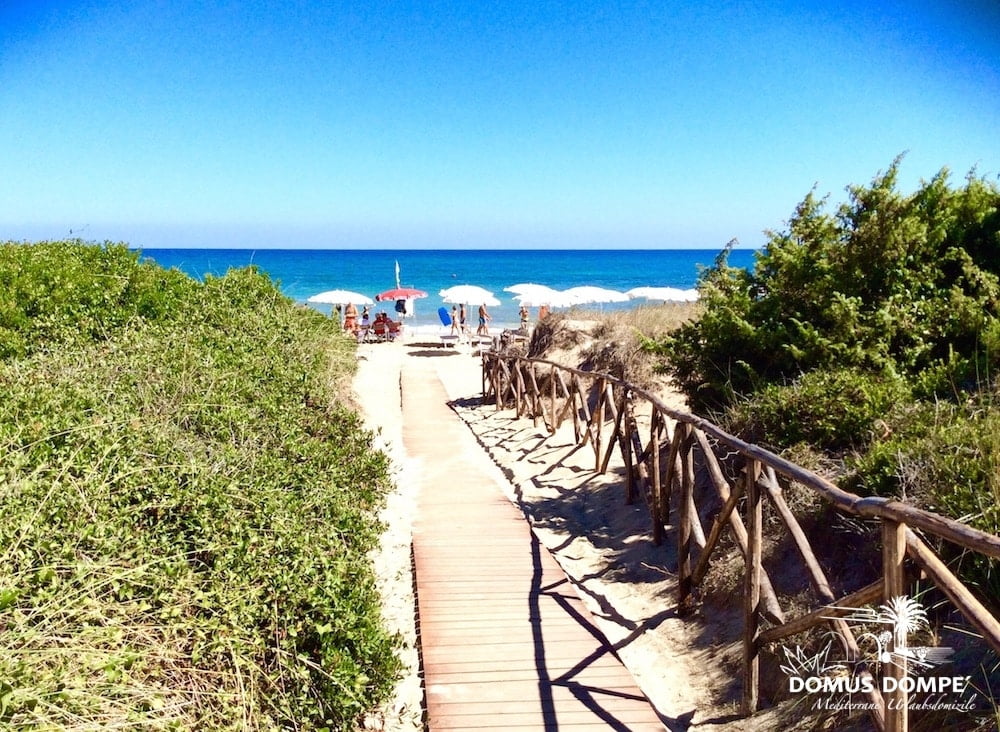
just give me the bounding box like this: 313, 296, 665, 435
374, 287, 428, 302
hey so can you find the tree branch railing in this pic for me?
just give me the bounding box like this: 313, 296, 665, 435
482, 352, 1000, 732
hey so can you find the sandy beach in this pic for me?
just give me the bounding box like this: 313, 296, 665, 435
356, 332, 790, 732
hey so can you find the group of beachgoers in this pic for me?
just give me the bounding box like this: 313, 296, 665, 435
333, 303, 402, 341
447, 303, 502, 338
334, 302, 367, 333
333, 299, 548, 342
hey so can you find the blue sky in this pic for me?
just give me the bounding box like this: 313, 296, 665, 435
2, 1, 998, 250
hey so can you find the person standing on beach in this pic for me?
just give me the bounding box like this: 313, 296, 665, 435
477, 303, 491, 336
450, 305, 460, 336
343, 302, 358, 334
519, 304, 529, 331
459, 304, 468, 334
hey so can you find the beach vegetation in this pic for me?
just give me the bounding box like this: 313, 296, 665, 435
0, 240, 398, 728
645, 158, 1000, 593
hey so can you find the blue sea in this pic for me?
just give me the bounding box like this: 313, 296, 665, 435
135, 248, 757, 330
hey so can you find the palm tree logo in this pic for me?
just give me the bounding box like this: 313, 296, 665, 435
833, 595, 954, 673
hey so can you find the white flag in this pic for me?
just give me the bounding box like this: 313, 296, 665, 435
394, 260, 401, 289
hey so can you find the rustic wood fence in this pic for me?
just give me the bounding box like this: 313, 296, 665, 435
481, 351, 1000, 732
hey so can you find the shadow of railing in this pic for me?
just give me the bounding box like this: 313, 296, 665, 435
483, 351, 1000, 732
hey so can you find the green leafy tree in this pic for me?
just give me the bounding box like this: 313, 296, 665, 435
654, 158, 1000, 415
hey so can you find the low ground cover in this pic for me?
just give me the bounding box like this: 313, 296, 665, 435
0, 241, 398, 729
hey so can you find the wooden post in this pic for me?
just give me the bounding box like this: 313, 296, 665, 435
593, 378, 606, 471
742, 459, 762, 716
691, 432, 784, 625
883, 519, 907, 732
573, 376, 592, 445
495, 359, 510, 409
658, 419, 672, 523
599, 383, 623, 475
625, 401, 659, 540
692, 479, 743, 586
619, 392, 636, 505
528, 363, 541, 427
493, 358, 501, 409
514, 361, 525, 417
481, 354, 487, 398
678, 426, 694, 609
650, 411, 662, 544
549, 364, 557, 433
554, 371, 573, 431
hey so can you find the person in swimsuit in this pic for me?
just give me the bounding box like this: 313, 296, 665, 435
477, 303, 491, 336
343, 302, 358, 334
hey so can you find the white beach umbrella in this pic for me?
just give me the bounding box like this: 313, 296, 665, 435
307, 289, 374, 305
626, 286, 700, 303
439, 284, 500, 307
512, 291, 574, 308
504, 283, 552, 296
562, 286, 630, 305
505, 283, 568, 307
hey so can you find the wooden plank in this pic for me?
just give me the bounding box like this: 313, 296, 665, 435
403, 362, 664, 731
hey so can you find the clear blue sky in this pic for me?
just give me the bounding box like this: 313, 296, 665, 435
2, 1, 998, 250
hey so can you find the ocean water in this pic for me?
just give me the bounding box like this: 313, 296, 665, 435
136, 248, 757, 331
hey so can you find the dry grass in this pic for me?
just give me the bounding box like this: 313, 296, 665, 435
526, 303, 701, 392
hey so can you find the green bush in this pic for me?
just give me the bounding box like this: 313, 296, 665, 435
846, 395, 1000, 597
0, 243, 399, 728
723, 368, 911, 451
0, 239, 194, 358
646, 160, 1000, 606
653, 159, 1000, 414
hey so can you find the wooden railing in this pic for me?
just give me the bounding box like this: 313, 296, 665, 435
481, 352, 1000, 732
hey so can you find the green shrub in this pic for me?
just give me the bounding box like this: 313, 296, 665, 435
0, 239, 194, 358
645, 160, 1000, 608
846, 396, 1000, 599
724, 368, 911, 451
0, 243, 399, 728
847, 398, 1000, 527
652, 160, 1000, 414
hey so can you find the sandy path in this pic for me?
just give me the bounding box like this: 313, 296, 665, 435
356, 337, 783, 731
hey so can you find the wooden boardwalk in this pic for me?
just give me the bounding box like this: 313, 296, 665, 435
402, 361, 666, 731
